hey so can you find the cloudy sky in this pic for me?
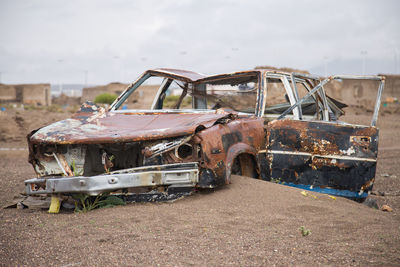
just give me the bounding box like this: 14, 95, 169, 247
0, 0, 399, 84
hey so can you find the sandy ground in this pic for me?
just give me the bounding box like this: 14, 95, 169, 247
0, 109, 399, 266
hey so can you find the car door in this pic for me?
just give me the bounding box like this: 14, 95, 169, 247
263, 74, 383, 199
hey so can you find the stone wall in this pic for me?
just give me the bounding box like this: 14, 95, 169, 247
81, 83, 129, 102
0, 83, 51, 106
324, 75, 400, 109
0, 85, 16, 101
82, 82, 159, 109
22, 84, 51, 105
379, 74, 400, 99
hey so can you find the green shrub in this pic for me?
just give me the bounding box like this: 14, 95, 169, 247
94, 93, 118, 105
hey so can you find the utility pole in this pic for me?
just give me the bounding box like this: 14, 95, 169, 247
57, 59, 64, 95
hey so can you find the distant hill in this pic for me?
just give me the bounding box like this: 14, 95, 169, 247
255, 66, 310, 74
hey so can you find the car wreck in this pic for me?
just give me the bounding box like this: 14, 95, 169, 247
25, 68, 385, 204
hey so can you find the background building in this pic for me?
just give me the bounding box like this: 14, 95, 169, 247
0, 83, 51, 106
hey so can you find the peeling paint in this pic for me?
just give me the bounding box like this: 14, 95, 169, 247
25, 69, 384, 200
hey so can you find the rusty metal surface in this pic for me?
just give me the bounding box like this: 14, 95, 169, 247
30, 110, 233, 145
195, 70, 261, 84
148, 69, 206, 82
25, 162, 199, 195
25, 68, 385, 200
144, 68, 316, 85
265, 119, 379, 196
196, 117, 265, 186
267, 120, 378, 158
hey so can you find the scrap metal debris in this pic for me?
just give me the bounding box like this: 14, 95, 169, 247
381, 204, 393, 212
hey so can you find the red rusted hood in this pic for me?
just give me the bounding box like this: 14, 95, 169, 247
29, 111, 231, 144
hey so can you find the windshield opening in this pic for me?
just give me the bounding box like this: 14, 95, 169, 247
114, 73, 259, 114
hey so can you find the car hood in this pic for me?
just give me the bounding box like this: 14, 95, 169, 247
29, 110, 233, 145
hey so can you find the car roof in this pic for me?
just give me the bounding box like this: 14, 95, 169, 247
147, 68, 320, 83
147, 68, 207, 82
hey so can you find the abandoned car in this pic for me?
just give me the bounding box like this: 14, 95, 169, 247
25, 68, 385, 201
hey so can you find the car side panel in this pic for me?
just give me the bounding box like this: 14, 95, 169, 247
195, 117, 265, 187
265, 119, 378, 197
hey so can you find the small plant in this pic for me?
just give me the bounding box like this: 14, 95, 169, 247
71, 160, 83, 176
24, 104, 42, 111
105, 155, 115, 173
299, 226, 311, 236
67, 104, 80, 113
73, 193, 125, 213
46, 104, 64, 113
94, 93, 118, 105
270, 177, 281, 184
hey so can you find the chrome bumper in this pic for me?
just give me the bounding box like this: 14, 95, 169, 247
25, 163, 199, 195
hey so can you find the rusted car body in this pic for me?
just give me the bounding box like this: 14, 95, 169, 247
25, 69, 385, 200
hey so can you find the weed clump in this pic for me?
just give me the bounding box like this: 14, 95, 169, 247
73, 193, 125, 213
299, 226, 311, 236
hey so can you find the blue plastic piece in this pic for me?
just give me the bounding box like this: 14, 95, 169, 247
284, 183, 368, 199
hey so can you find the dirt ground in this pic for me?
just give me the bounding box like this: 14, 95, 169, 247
0, 108, 399, 266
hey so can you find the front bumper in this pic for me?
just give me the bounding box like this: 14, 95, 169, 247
25, 162, 199, 195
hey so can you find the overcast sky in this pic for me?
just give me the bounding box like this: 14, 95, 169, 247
0, 0, 399, 84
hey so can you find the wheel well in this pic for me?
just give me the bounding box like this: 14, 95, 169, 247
231, 153, 259, 178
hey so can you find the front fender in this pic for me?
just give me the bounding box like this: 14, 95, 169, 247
224, 142, 258, 184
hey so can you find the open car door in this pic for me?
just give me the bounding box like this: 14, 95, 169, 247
265, 75, 385, 199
